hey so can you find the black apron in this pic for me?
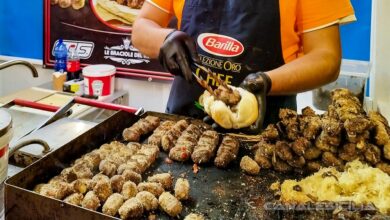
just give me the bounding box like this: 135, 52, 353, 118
166, 0, 297, 127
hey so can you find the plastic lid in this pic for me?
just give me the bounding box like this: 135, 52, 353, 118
0, 109, 12, 137
82, 64, 116, 77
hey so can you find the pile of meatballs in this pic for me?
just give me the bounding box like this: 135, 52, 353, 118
33, 140, 202, 219
245, 88, 390, 175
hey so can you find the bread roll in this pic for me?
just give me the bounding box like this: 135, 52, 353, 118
200, 86, 258, 129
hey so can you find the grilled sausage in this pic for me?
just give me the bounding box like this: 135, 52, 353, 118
161, 120, 189, 152
123, 116, 160, 142
214, 135, 239, 168
169, 124, 202, 162
191, 130, 219, 164
148, 120, 175, 146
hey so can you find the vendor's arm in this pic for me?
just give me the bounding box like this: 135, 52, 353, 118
267, 24, 342, 95
132, 2, 173, 58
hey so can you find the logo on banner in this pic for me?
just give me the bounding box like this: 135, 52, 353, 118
197, 33, 244, 57
104, 38, 150, 65
52, 40, 95, 59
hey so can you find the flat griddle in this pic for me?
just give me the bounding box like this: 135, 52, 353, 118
4, 111, 383, 220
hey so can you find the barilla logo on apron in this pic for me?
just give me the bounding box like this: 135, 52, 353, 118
197, 33, 244, 57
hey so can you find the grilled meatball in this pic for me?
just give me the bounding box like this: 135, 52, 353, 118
303, 146, 322, 160
322, 152, 343, 168
364, 144, 381, 165
93, 179, 113, 203
72, 162, 94, 179
117, 162, 140, 175
272, 153, 292, 173
147, 173, 173, 190
81, 191, 100, 211
299, 110, 322, 140
306, 161, 323, 172
118, 197, 144, 219
121, 169, 142, 184
254, 152, 272, 169
240, 156, 260, 175
110, 175, 126, 193
261, 124, 280, 141
59, 167, 78, 183
338, 143, 359, 162
64, 193, 84, 206
99, 160, 118, 177
136, 191, 159, 211
92, 174, 110, 187
40, 181, 72, 200
287, 156, 306, 168
82, 151, 102, 170
137, 182, 164, 197
102, 193, 124, 217
121, 181, 138, 200
71, 178, 92, 194
33, 183, 45, 193
174, 178, 190, 201
275, 141, 293, 161
291, 137, 311, 156
279, 108, 300, 141
184, 213, 205, 220
315, 132, 340, 152
159, 192, 182, 217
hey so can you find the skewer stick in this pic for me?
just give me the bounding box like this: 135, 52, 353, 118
192, 72, 216, 96
194, 63, 230, 89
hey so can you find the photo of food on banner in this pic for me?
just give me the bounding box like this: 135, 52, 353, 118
51, 0, 144, 30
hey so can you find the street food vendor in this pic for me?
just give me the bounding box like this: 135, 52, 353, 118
132, 0, 355, 131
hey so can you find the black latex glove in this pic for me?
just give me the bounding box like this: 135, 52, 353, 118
158, 30, 199, 82
239, 72, 272, 134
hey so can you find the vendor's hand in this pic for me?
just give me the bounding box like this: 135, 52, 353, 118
158, 30, 199, 82
239, 72, 272, 134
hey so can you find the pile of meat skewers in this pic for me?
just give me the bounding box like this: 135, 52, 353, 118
249, 88, 390, 175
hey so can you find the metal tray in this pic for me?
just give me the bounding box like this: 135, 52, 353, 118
5, 111, 382, 220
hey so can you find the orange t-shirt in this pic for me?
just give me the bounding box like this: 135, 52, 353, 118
146, 0, 355, 63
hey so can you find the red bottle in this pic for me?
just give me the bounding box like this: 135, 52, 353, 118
66, 45, 81, 80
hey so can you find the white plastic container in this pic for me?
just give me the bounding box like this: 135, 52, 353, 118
313, 60, 370, 110
0, 109, 13, 219
82, 64, 116, 97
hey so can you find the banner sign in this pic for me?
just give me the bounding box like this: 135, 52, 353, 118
44, 0, 172, 80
